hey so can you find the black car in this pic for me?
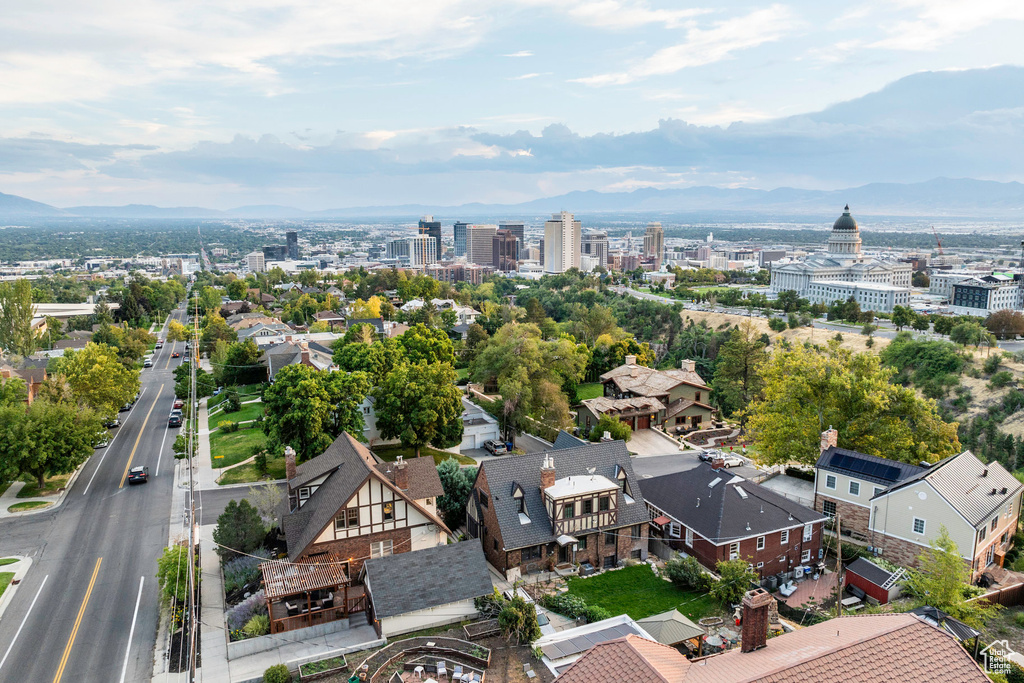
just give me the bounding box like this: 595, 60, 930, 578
127, 466, 149, 485
168, 414, 182, 427
105, 418, 120, 428
119, 402, 132, 412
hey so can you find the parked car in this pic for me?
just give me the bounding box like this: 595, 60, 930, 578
698, 449, 721, 462
143, 358, 153, 368
212, 387, 223, 396
714, 454, 746, 468
173, 399, 184, 409
105, 418, 120, 428
93, 434, 109, 448
119, 402, 132, 412
127, 466, 149, 484
168, 414, 182, 427
155, 342, 163, 349
483, 439, 507, 455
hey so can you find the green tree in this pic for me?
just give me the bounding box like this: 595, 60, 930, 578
436, 458, 475, 530
52, 343, 140, 417
950, 321, 987, 347
322, 370, 372, 438
199, 286, 222, 315
156, 544, 196, 605
371, 362, 464, 456
464, 323, 490, 364
0, 278, 37, 356
933, 315, 956, 336
712, 320, 768, 420
986, 310, 1024, 340
261, 364, 335, 461
213, 499, 267, 560
200, 314, 237, 353
891, 305, 915, 331
173, 361, 216, 399
167, 319, 190, 342
220, 338, 263, 385
332, 337, 404, 386
588, 415, 632, 442
498, 594, 541, 643
767, 317, 787, 332
912, 315, 930, 332
912, 271, 930, 288
0, 376, 28, 406
711, 559, 757, 605
746, 341, 960, 466
396, 323, 456, 365
16, 399, 105, 489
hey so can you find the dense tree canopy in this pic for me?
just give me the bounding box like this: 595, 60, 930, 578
371, 362, 463, 455
712, 320, 768, 420
0, 278, 36, 356
52, 342, 140, 417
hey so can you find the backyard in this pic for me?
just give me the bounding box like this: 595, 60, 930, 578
373, 444, 476, 466
564, 564, 721, 621
208, 401, 264, 430
210, 428, 266, 468
217, 452, 287, 485
576, 383, 603, 401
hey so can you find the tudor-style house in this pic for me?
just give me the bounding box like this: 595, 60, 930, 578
280, 433, 450, 577
466, 437, 649, 580
643, 463, 827, 578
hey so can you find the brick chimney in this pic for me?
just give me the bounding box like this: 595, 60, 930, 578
711, 458, 725, 470
394, 455, 409, 490
741, 588, 772, 653
624, 354, 637, 366
540, 455, 556, 491
285, 446, 297, 483
819, 427, 838, 454
681, 359, 696, 372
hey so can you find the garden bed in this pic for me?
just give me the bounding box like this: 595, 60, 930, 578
463, 619, 500, 640
299, 654, 348, 681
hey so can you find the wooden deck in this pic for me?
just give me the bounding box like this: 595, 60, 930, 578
268, 584, 366, 633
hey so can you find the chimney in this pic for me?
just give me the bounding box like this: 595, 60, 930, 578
711, 459, 725, 470
285, 446, 297, 483
681, 359, 696, 373
819, 427, 838, 454
540, 455, 556, 491
624, 354, 637, 366
394, 455, 409, 490
982, 468, 988, 477
741, 588, 772, 653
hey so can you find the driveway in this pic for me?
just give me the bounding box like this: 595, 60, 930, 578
627, 429, 685, 457
632, 452, 763, 481
758, 474, 815, 507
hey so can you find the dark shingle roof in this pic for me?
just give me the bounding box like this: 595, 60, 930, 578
815, 446, 926, 487
552, 430, 587, 450
363, 541, 493, 618
477, 440, 648, 551
640, 465, 825, 545
845, 557, 895, 587
374, 456, 445, 501
908, 606, 981, 642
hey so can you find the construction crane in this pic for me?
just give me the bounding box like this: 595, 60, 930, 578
932, 225, 944, 255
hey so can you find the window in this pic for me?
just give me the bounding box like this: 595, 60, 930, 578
729, 543, 739, 560
298, 487, 311, 500
634, 525, 644, 539
780, 530, 789, 545
803, 523, 813, 542
605, 531, 616, 546
479, 492, 489, 509
516, 497, 526, 514
801, 549, 811, 563
669, 522, 681, 538
823, 500, 836, 518
1007, 502, 1015, 518
631, 549, 642, 560
685, 527, 693, 546
382, 502, 394, 522
978, 526, 986, 542
335, 508, 359, 531
563, 503, 575, 519
825, 475, 836, 490
599, 496, 610, 512
694, 391, 701, 402
370, 540, 393, 558
1001, 531, 1009, 545
756, 536, 765, 551
578, 535, 588, 550
913, 518, 926, 535
992, 517, 999, 532
603, 555, 617, 569
522, 545, 543, 561
848, 481, 860, 496
425, 498, 432, 506
363, 406, 372, 414
583, 499, 593, 515
873, 487, 884, 497
493, 539, 498, 551
585, 416, 591, 429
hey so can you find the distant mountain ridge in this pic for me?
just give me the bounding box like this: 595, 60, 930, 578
2, 177, 1023, 220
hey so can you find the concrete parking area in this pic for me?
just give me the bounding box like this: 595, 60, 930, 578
758, 474, 815, 507
632, 452, 762, 481
627, 429, 685, 457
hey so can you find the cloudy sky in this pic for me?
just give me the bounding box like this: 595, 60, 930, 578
2, 0, 1024, 209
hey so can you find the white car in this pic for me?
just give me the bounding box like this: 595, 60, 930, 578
716, 454, 746, 468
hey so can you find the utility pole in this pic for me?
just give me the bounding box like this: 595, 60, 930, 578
835, 511, 842, 619
186, 293, 200, 682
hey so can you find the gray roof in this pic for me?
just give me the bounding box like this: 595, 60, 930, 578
476, 440, 649, 551
362, 541, 493, 618
845, 557, 895, 587
552, 430, 587, 450
815, 446, 926, 487
908, 606, 981, 642
347, 318, 384, 332
882, 450, 1022, 526
636, 610, 705, 645
832, 205, 858, 232
640, 464, 826, 545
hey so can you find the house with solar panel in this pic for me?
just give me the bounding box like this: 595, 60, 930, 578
813, 429, 1022, 579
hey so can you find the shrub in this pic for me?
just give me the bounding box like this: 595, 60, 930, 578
218, 419, 239, 433
214, 499, 267, 560
156, 544, 196, 605
665, 556, 714, 591
787, 312, 800, 329
223, 389, 242, 413
1015, 612, 1024, 628
223, 548, 273, 594
254, 451, 268, 477
589, 414, 632, 442
542, 592, 589, 619
833, 333, 843, 343
990, 371, 1014, 389
582, 605, 612, 623
984, 355, 1002, 375
262, 664, 291, 683
768, 317, 787, 332
227, 590, 267, 632
711, 559, 758, 606
243, 614, 270, 638
785, 466, 815, 482
498, 596, 541, 643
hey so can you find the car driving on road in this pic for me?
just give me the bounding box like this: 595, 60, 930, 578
127, 466, 149, 484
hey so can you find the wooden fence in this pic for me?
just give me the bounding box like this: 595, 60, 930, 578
971, 582, 1024, 607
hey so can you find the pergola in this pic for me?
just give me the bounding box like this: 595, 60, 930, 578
259, 553, 354, 634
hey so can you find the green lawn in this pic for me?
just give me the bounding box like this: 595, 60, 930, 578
565, 564, 720, 621
217, 453, 287, 485
0, 558, 18, 567
209, 428, 266, 468
373, 444, 476, 466
208, 401, 264, 429
455, 367, 470, 381
0, 572, 13, 598
576, 383, 603, 401
8, 501, 54, 513
17, 472, 73, 498
207, 384, 262, 409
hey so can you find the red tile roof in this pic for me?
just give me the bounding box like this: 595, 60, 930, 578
555, 635, 689, 683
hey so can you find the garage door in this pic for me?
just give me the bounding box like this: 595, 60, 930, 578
636, 415, 651, 430
464, 434, 476, 449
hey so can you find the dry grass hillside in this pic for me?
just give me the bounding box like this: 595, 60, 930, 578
680, 309, 890, 354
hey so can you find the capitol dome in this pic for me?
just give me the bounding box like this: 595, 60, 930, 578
832, 205, 858, 232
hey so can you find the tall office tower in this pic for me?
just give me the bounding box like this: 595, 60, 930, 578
262, 244, 288, 261
581, 231, 609, 269
246, 251, 266, 273
643, 222, 664, 266
538, 238, 544, 266
408, 234, 438, 267
418, 216, 442, 260
498, 221, 525, 245
453, 221, 469, 257
492, 229, 520, 272
543, 211, 581, 273
386, 238, 410, 260
286, 231, 299, 260
466, 224, 498, 266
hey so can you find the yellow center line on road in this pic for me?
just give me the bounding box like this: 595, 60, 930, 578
118, 384, 165, 488
52, 557, 102, 683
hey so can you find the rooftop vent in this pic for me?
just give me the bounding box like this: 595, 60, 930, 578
708, 477, 722, 489
734, 486, 748, 500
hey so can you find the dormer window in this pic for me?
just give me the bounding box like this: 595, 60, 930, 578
512, 484, 526, 514
298, 487, 310, 501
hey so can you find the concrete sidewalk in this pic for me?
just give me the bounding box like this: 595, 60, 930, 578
0, 462, 86, 520
194, 399, 220, 490
0, 555, 33, 623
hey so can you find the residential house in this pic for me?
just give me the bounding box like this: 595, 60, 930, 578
643, 464, 826, 578
360, 540, 493, 637
313, 309, 345, 330
554, 606, 988, 682
577, 357, 714, 435
535, 614, 656, 676
226, 313, 282, 331
237, 322, 292, 340
459, 396, 501, 451
466, 440, 649, 580
0, 363, 46, 404
279, 434, 450, 578
53, 338, 89, 350
262, 340, 335, 380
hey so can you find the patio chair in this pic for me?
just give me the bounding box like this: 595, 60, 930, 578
284, 601, 299, 616
779, 581, 797, 597
452, 664, 464, 681
436, 661, 447, 681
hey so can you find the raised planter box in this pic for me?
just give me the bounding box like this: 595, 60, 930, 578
298, 654, 348, 681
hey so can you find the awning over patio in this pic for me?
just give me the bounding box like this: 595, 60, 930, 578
260, 552, 351, 600
556, 534, 578, 547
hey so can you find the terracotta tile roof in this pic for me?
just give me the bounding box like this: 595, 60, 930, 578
555, 635, 689, 683
600, 363, 709, 397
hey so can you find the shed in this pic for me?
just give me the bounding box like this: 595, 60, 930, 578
844, 557, 905, 605
361, 541, 493, 638
636, 610, 705, 653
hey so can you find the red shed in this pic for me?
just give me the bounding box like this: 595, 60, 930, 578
844, 557, 905, 605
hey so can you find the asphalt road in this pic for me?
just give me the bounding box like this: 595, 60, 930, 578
0, 309, 188, 683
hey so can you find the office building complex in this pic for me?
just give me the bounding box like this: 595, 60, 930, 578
544, 211, 581, 274
286, 231, 299, 260
581, 231, 609, 269
498, 221, 525, 245
466, 224, 498, 266
246, 251, 266, 273
262, 245, 288, 262
408, 234, 438, 267
386, 238, 410, 260
492, 229, 520, 272
643, 222, 664, 266
454, 221, 469, 257
418, 216, 442, 260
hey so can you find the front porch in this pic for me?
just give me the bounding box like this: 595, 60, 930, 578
260, 552, 368, 634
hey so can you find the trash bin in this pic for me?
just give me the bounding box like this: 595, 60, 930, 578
767, 575, 779, 591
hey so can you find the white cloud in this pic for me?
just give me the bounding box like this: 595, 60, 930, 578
508, 72, 549, 80
869, 0, 1024, 50
572, 5, 798, 86
503, 50, 534, 57
562, 1, 708, 29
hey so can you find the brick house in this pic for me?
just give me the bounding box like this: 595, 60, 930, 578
279, 433, 450, 579
466, 438, 649, 580
642, 463, 827, 578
